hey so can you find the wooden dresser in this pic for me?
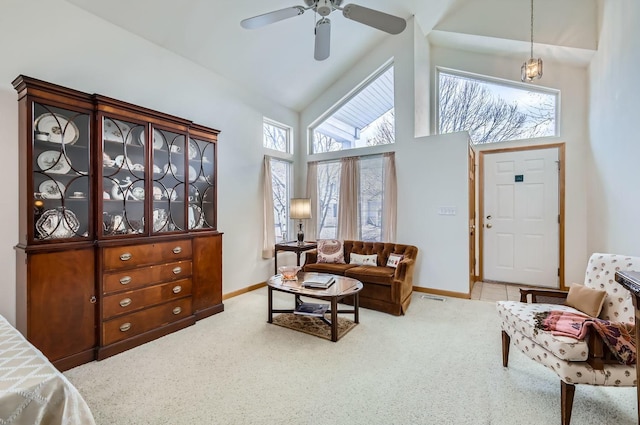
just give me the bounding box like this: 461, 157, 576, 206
13, 76, 223, 370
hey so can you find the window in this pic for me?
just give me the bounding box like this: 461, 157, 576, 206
437, 68, 558, 144
315, 155, 386, 241
270, 159, 291, 242
263, 119, 291, 153
311, 63, 395, 154
317, 161, 340, 239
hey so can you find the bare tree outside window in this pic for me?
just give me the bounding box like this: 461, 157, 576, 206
438, 71, 557, 144
270, 159, 290, 242
317, 159, 340, 239
263, 121, 289, 152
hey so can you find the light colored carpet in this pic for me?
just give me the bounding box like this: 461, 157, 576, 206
64, 288, 636, 425
272, 312, 357, 340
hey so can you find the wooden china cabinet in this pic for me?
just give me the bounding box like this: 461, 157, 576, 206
13, 76, 223, 370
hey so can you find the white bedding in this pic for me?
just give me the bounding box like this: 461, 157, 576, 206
0, 315, 96, 425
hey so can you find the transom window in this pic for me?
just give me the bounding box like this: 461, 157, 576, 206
263, 119, 291, 153
311, 63, 395, 154
437, 68, 559, 144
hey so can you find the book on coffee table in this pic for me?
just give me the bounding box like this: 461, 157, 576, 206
302, 275, 335, 289
294, 302, 329, 317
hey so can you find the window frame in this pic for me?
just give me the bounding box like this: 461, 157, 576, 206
309, 60, 396, 156
263, 118, 293, 154
269, 157, 293, 243
434, 66, 561, 144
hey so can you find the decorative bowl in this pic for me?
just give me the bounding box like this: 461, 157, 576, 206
278, 265, 300, 280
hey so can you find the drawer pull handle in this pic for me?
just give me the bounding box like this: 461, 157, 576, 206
172, 247, 182, 254
119, 323, 131, 332
119, 298, 132, 307
172, 285, 182, 294
119, 276, 132, 285
172, 306, 182, 315
120, 253, 132, 261
172, 266, 182, 274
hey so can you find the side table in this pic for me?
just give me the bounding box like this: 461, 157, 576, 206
274, 241, 317, 274
615, 270, 640, 425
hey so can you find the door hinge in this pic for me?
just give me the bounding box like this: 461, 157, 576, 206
558, 214, 560, 223
558, 268, 560, 277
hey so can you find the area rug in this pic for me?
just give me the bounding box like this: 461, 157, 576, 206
271, 313, 357, 341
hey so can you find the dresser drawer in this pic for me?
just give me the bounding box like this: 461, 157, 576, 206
103, 240, 192, 270
103, 260, 192, 294
102, 278, 193, 319
102, 297, 192, 346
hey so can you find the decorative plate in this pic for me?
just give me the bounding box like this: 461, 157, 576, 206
188, 165, 198, 182
103, 118, 133, 144
34, 113, 79, 145
139, 129, 165, 150
188, 204, 204, 229
188, 139, 199, 160
39, 180, 65, 199
36, 208, 80, 239
163, 163, 177, 175
131, 186, 145, 201
165, 187, 178, 201
114, 155, 133, 170
37, 150, 71, 174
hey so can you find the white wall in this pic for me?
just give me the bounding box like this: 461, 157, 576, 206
588, 0, 640, 256
0, 0, 298, 324
300, 19, 471, 294
430, 45, 591, 287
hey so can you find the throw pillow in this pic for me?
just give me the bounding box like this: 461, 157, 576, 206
316, 239, 345, 264
349, 253, 378, 266
386, 253, 404, 268
565, 284, 607, 317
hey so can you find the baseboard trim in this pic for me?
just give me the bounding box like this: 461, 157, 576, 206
413, 286, 470, 300
223, 282, 266, 300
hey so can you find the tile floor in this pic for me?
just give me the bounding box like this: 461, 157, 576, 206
470, 281, 523, 302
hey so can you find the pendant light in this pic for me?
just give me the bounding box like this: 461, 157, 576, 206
521, 0, 543, 82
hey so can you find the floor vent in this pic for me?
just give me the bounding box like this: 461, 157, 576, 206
420, 295, 446, 302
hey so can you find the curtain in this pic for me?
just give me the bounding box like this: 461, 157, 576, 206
262, 156, 275, 259
382, 152, 397, 242
305, 161, 318, 241
337, 156, 359, 240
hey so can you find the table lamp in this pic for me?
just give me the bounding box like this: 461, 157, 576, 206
290, 198, 312, 245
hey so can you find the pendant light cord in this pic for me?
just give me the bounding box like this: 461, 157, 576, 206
530, 0, 534, 59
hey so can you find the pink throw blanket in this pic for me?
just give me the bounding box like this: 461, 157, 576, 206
534, 310, 636, 366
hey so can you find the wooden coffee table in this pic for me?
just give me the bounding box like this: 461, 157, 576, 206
267, 272, 363, 342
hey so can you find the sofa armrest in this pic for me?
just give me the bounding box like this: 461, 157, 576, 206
394, 258, 415, 283
519, 288, 568, 303
303, 249, 318, 266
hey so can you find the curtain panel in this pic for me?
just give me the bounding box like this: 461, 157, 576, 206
262, 156, 275, 259
337, 156, 359, 240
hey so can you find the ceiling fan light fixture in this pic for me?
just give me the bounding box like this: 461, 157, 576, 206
316, 0, 333, 16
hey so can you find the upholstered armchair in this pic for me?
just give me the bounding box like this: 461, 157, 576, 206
496, 253, 639, 425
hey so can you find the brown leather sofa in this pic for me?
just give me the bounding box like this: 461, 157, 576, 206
302, 241, 418, 316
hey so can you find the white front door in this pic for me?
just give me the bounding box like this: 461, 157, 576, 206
483, 147, 559, 287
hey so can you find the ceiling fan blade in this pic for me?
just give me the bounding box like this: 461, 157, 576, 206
240, 6, 306, 30
342, 4, 407, 35
314, 18, 331, 61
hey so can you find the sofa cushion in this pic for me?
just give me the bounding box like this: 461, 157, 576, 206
386, 253, 403, 268
345, 266, 395, 286
349, 253, 378, 266
303, 262, 356, 275
317, 239, 346, 264
496, 300, 588, 361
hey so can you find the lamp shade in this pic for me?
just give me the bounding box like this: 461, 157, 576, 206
290, 198, 312, 219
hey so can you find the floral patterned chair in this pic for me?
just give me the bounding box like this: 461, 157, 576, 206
496, 253, 639, 425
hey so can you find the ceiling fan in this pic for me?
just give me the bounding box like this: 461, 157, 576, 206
240, 0, 407, 61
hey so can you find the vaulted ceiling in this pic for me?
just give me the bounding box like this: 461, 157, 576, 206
65, 0, 598, 112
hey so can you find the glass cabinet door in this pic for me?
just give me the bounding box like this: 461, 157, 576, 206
151, 128, 186, 233
32, 103, 91, 241
187, 137, 215, 230
100, 116, 146, 236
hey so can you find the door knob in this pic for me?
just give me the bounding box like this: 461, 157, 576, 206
486, 223, 493, 228
486, 215, 492, 220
